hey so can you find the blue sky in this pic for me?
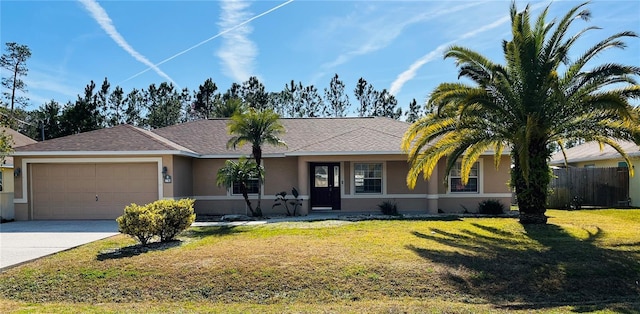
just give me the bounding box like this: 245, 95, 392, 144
1, 0, 639, 116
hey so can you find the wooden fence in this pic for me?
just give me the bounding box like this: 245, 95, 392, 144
547, 167, 630, 208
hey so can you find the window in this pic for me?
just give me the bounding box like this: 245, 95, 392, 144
618, 161, 628, 168
584, 164, 595, 168
354, 163, 382, 194
232, 178, 259, 195
450, 161, 479, 193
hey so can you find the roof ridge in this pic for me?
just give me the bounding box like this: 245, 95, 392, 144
360, 125, 404, 139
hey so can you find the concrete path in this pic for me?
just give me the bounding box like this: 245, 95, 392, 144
0, 220, 119, 271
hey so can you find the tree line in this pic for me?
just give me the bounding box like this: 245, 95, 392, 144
1, 42, 425, 141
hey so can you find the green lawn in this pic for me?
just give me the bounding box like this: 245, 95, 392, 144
1, 209, 639, 313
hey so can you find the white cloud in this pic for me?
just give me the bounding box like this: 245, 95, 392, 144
217, 0, 257, 82
77, 0, 176, 85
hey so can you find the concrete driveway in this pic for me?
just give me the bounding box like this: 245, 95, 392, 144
0, 220, 119, 271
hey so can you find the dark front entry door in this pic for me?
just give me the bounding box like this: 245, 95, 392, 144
310, 163, 341, 210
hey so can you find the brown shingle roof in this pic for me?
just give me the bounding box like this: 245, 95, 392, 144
15, 124, 196, 154
550, 140, 640, 164
152, 117, 411, 156
2, 127, 38, 166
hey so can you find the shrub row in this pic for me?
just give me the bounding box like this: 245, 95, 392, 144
116, 199, 195, 245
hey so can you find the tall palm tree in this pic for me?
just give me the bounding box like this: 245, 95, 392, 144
227, 108, 287, 216
402, 2, 640, 224
216, 158, 263, 217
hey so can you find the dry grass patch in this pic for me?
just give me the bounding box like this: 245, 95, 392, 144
1, 210, 639, 313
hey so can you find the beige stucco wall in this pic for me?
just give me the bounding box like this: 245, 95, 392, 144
171, 156, 193, 198
263, 157, 298, 195
386, 160, 428, 194
571, 157, 639, 207
192, 159, 227, 196
343, 162, 351, 195
483, 155, 512, 193
437, 196, 513, 213
13, 156, 23, 200
190, 154, 512, 215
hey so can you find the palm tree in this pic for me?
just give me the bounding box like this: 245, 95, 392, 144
213, 97, 245, 118
216, 158, 263, 217
402, 2, 640, 224
227, 108, 287, 216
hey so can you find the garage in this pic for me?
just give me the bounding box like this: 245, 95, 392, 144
31, 163, 158, 220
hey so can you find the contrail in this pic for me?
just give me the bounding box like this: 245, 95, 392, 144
78, 0, 176, 85
120, 0, 294, 84
389, 2, 548, 95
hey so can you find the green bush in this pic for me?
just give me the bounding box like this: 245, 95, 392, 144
149, 199, 196, 242
478, 199, 505, 215
378, 200, 399, 216
116, 203, 158, 245
116, 199, 195, 245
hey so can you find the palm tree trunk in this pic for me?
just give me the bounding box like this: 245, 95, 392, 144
241, 185, 255, 216
512, 142, 551, 224
253, 146, 263, 217
256, 176, 263, 217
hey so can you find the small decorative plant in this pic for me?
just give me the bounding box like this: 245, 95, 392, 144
378, 200, 399, 216
478, 199, 505, 215
273, 187, 303, 216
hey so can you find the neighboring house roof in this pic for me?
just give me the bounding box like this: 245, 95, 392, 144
14, 124, 197, 156
549, 140, 640, 165
153, 117, 412, 156
2, 127, 37, 167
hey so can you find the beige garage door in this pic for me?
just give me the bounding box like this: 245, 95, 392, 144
32, 163, 158, 220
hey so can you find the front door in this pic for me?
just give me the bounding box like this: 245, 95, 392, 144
310, 163, 341, 210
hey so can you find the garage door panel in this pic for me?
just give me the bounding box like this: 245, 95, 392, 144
129, 164, 157, 178
66, 179, 96, 193
33, 162, 159, 220
63, 164, 94, 177
129, 179, 157, 192
96, 180, 124, 193
96, 164, 129, 177
65, 192, 95, 203
33, 179, 64, 193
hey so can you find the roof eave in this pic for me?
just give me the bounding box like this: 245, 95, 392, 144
285, 151, 406, 156
11, 150, 199, 157
550, 154, 640, 165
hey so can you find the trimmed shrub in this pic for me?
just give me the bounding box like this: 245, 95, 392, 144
149, 199, 196, 242
116, 203, 158, 245
378, 200, 399, 216
478, 199, 505, 215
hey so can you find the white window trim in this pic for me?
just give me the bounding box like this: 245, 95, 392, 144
448, 159, 483, 194
350, 161, 386, 195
